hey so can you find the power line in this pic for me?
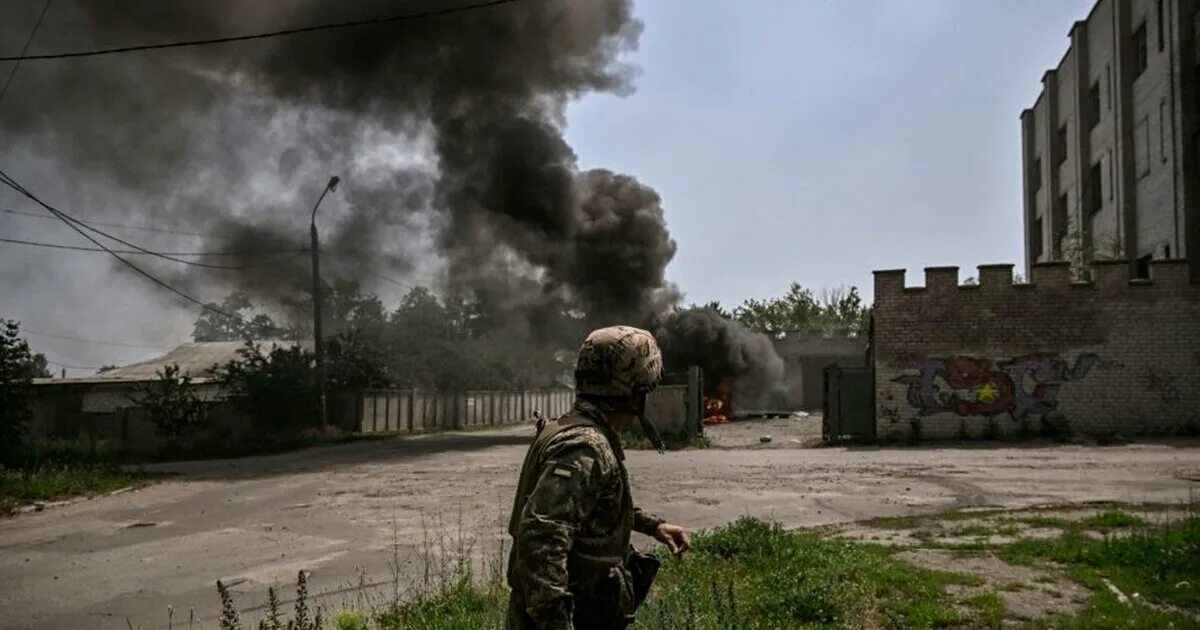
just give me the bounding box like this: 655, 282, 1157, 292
5, 201, 417, 288
0, 197, 280, 270
6, 209, 419, 288
18, 326, 174, 350
0, 235, 307, 259
0, 167, 239, 321
0, 0, 52, 106
0, 0, 522, 62
44, 358, 102, 371
1, 206, 237, 239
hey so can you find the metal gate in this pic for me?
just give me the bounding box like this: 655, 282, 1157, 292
822, 365, 875, 442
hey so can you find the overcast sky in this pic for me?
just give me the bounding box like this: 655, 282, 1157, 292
2, 0, 1097, 375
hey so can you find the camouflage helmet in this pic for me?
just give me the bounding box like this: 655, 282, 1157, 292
574, 326, 663, 397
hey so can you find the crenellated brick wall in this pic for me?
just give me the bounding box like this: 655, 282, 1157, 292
872, 260, 1200, 440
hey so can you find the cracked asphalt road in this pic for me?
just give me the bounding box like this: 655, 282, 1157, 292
2, 418, 1198, 629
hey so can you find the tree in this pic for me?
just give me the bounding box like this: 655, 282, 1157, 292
1059, 213, 1127, 282
21, 352, 50, 379
325, 331, 393, 390
1, 320, 39, 463
732, 283, 869, 337
192, 292, 289, 342
134, 364, 207, 438
213, 342, 317, 433
689, 301, 731, 319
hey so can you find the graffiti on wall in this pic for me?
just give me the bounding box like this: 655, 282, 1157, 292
892, 353, 1100, 420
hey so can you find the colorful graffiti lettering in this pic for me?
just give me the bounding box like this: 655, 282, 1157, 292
892, 353, 1099, 421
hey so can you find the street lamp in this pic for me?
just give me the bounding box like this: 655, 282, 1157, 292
310, 175, 340, 429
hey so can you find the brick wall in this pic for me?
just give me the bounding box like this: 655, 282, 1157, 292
872, 259, 1200, 440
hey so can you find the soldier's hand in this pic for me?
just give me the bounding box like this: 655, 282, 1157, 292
652, 523, 691, 558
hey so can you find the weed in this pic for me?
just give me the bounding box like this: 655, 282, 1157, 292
259, 587, 282, 630
0, 464, 149, 516
964, 591, 1005, 627
619, 426, 710, 450
639, 517, 967, 628
1002, 510, 1200, 616
217, 580, 242, 630
330, 611, 368, 630
1082, 511, 1147, 531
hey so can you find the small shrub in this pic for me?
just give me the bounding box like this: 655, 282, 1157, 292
331, 611, 368, 630
135, 364, 208, 438
217, 580, 242, 630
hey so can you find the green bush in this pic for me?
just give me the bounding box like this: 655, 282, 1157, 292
135, 364, 208, 438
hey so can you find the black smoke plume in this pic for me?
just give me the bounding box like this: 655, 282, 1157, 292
656, 308, 786, 407
0, 0, 782, 393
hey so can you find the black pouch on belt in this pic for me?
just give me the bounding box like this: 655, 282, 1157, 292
624, 547, 661, 610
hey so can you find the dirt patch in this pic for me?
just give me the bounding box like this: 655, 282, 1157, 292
705, 414, 823, 448
897, 548, 1090, 622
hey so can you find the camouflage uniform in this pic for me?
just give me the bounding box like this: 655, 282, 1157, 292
506, 327, 666, 630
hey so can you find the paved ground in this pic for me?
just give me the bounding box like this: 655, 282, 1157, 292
3, 417, 1199, 630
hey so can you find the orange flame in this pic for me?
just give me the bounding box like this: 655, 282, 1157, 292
703, 380, 734, 425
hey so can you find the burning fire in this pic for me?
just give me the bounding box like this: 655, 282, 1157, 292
703, 380, 734, 425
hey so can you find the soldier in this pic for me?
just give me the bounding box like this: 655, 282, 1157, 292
506, 326, 691, 630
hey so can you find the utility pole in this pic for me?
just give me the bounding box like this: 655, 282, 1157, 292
310, 176, 340, 429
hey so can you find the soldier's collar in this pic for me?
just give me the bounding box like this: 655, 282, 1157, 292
573, 399, 627, 461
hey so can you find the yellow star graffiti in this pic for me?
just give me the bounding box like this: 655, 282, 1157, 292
975, 382, 1001, 404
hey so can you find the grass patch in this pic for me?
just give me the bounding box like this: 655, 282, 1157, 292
964, 591, 1005, 627
375, 581, 507, 630
0, 465, 149, 516
217, 504, 1200, 629
1081, 511, 1147, 531
619, 427, 711, 451
638, 517, 970, 628
1001, 508, 1200, 624
1016, 515, 1075, 529
947, 522, 1021, 538
863, 508, 1006, 531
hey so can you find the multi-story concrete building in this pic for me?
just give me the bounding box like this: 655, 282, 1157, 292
1020, 0, 1199, 281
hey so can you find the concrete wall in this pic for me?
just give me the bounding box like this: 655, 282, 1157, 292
646, 385, 690, 439
358, 388, 573, 433
775, 334, 868, 410
359, 383, 701, 442
873, 260, 1200, 440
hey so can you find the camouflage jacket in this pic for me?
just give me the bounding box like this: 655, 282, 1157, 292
506, 400, 664, 629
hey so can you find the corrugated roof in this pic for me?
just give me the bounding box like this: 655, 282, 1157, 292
33, 340, 310, 385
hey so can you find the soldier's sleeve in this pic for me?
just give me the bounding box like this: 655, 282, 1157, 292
512, 440, 609, 629
633, 506, 665, 536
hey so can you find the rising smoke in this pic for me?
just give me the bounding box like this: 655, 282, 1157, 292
0, 0, 782, 394
656, 307, 787, 406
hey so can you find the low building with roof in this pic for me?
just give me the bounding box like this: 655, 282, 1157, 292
29, 340, 307, 448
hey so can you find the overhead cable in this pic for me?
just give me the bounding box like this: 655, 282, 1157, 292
0, 0, 522, 62
0, 167, 240, 321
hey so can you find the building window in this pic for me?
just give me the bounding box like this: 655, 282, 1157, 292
1058, 192, 1069, 217
1135, 117, 1151, 177
1032, 217, 1044, 262
1087, 82, 1101, 129
1031, 157, 1042, 192
1161, 100, 1169, 162
1088, 161, 1104, 215
1135, 254, 1152, 279
1106, 65, 1112, 109
1055, 124, 1068, 166
1134, 23, 1149, 78
1157, 0, 1165, 52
